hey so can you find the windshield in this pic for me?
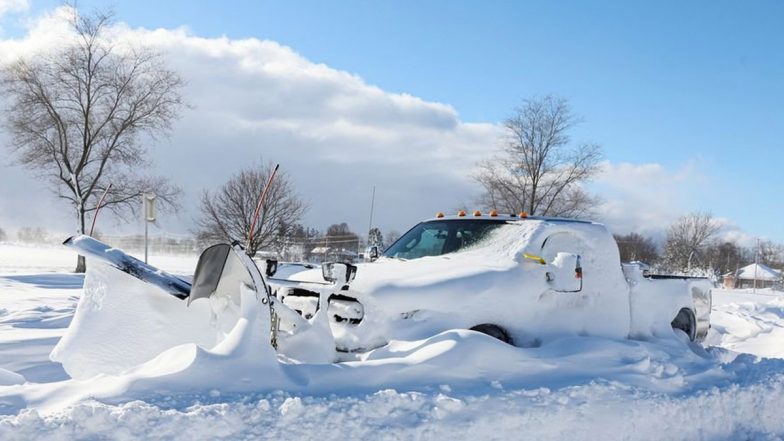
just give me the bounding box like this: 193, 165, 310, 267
383, 219, 507, 259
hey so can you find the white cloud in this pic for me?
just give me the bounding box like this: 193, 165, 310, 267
0, 8, 501, 236
590, 161, 710, 239
713, 219, 758, 249
591, 162, 769, 246
0, 0, 27, 19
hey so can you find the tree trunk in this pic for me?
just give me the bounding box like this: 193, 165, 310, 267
75, 206, 87, 273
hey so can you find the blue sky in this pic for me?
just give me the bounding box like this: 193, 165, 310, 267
1, 1, 783, 241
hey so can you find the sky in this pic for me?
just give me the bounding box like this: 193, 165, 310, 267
0, 0, 782, 244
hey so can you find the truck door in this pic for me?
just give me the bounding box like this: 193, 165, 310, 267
541, 232, 586, 293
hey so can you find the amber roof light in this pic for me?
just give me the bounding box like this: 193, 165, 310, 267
473, 210, 482, 216
435, 212, 444, 218
489, 210, 498, 217
519, 211, 529, 218
457, 210, 466, 217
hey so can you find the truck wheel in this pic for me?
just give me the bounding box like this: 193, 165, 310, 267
470, 324, 513, 345
671, 308, 696, 342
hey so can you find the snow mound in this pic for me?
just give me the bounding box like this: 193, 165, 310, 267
50, 263, 226, 379
3, 376, 784, 441
707, 290, 784, 358
0, 368, 24, 386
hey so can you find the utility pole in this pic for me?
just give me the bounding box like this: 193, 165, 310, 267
754, 237, 760, 293
365, 186, 376, 254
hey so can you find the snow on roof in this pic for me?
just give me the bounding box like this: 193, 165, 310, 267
736, 263, 782, 281
310, 246, 358, 256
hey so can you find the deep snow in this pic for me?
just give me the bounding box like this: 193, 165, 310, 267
1, 244, 784, 440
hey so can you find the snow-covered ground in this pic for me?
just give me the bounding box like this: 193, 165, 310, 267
707, 288, 784, 359
1, 244, 784, 440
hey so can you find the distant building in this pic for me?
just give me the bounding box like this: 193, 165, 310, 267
723, 263, 782, 289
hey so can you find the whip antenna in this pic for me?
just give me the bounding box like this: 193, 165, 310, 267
247, 164, 280, 250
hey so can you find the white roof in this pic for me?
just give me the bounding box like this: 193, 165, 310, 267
736, 263, 782, 281
310, 247, 358, 257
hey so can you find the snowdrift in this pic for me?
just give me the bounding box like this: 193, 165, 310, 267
3, 247, 784, 439
0, 254, 729, 415
3, 221, 709, 414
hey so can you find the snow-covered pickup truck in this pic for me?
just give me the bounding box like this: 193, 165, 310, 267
59, 213, 711, 369
268, 213, 712, 356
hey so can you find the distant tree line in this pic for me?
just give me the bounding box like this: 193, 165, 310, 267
199, 219, 397, 263
615, 211, 784, 276
17, 227, 52, 244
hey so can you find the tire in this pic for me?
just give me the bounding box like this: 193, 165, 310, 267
470, 324, 513, 345
671, 308, 696, 342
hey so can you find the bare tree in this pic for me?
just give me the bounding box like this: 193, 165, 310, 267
613, 232, 659, 264
755, 240, 784, 268
324, 223, 360, 254
705, 241, 749, 275
0, 8, 184, 272
474, 95, 602, 217
662, 212, 722, 272
195, 162, 307, 257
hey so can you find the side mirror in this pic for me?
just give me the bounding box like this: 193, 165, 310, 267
547, 252, 582, 292
369, 246, 379, 262
265, 259, 278, 277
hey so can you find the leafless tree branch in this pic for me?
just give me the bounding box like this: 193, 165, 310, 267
194, 162, 308, 258
661, 211, 722, 273
473, 95, 602, 218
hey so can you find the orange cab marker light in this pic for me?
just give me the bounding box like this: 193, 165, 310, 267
519, 211, 529, 218
473, 210, 482, 216
435, 212, 444, 218
457, 210, 466, 217
489, 210, 498, 217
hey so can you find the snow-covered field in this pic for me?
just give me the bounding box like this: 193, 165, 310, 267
1, 243, 784, 440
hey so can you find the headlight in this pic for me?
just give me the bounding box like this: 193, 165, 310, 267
321, 262, 357, 284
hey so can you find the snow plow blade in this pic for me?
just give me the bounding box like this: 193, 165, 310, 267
62, 235, 192, 299
62, 236, 269, 306
61, 235, 335, 363
189, 242, 260, 306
